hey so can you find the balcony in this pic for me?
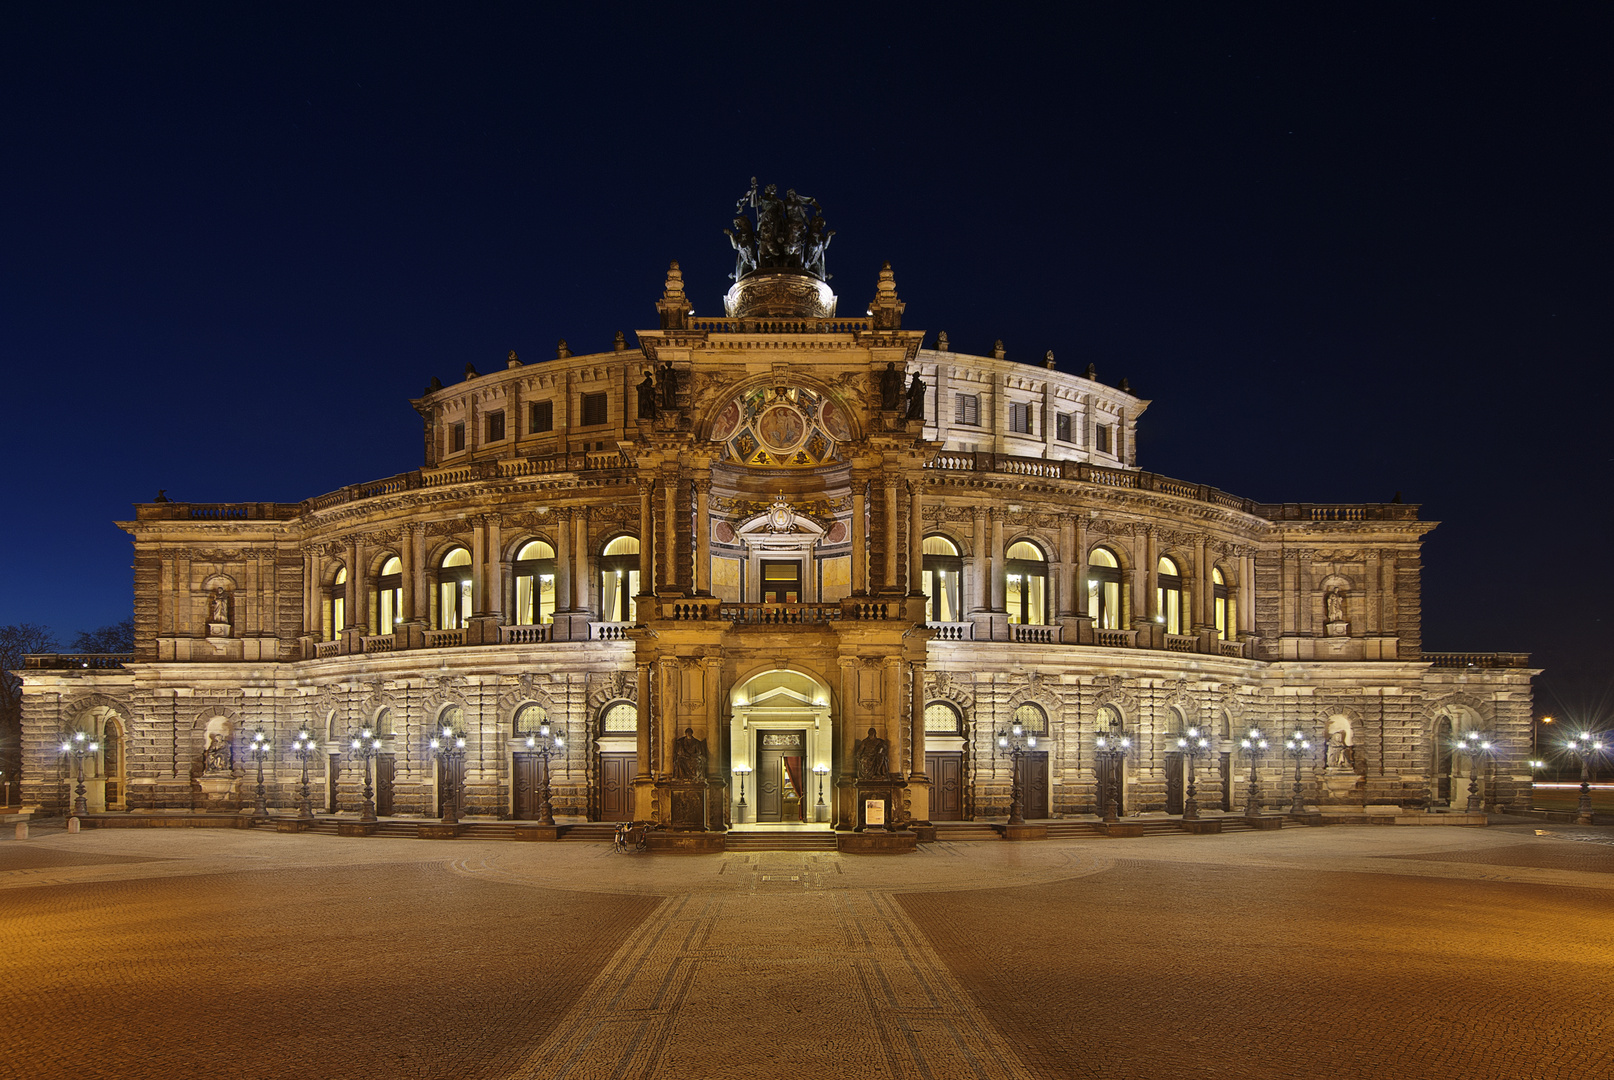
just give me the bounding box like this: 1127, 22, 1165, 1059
24, 653, 132, 670
1424, 652, 1532, 670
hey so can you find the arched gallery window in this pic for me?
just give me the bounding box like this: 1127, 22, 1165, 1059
514, 702, 550, 736
377, 556, 403, 635
1213, 567, 1230, 640
1096, 703, 1124, 734
600, 536, 640, 622
513, 540, 556, 625
924, 701, 962, 734
601, 701, 638, 734
1005, 541, 1048, 625
326, 566, 347, 641
1013, 702, 1048, 735
921, 536, 962, 623
373, 707, 394, 738
1157, 556, 1184, 635
1087, 547, 1122, 630
438, 547, 473, 630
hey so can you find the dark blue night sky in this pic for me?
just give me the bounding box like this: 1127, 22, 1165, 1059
3, 4, 1609, 714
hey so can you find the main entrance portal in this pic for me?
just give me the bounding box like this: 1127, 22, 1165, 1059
755, 730, 806, 823
729, 669, 833, 826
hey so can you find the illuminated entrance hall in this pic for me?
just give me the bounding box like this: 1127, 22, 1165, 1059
17, 185, 1535, 834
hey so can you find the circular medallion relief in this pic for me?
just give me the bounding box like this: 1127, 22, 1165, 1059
820, 399, 851, 442
756, 405, 806, 451
710, 401, 740, 443
713, 521, 737, 544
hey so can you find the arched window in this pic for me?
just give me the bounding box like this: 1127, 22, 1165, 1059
378, 556, 403, 635
924, 701, 962, 734
514, 702, 550, 735
373, 707, 394, 738
1213, 567, 1230, 640
601, 701, 638, 733
437, 548, 473, 629
1087, 547, 1122, 630
326, 566, 347, 641
600, 536, 640, 622
1013, 702, 1047, 734
921, 536, 962, 623
1096, 703, 1124, 734
1157, 556, 1184, 635
438, 704, 464, 732
1005, 541, 1048, 626
513, 541, 556, 626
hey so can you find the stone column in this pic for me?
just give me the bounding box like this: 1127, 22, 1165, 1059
634, 662, 654, 820
410, 524, 427, 625
694, 478, 712, 596
1241, 552, 1257, 636
663, 475, 679, 594
907, 479, 923, 595
344, 537, 361, 630
882, 473, 899, 592
1057, 516, 1077, 618
969, 506, 988, 612
638, 480, 655, 595
1194, 535, 1211, 630
470, 518, 486, 615
1143, 527, 1159, 626
850, 474, 868, 595
486, 515, 503, 620
1297, 551, 1313, 636
303, 550, 318, 635
1073, 518, 1088, 616
399, 526, 415, 623
554, 509, 572, 613
573, 508, 589, 611
988, 508, 1006, 611
1364, 549, 1381, 635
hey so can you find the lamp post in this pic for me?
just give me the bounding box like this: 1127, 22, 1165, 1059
1565, 731, 1605, 825
58, 730, 100, 818
1283, 729, 1312, 815
1532, 715, 1553, 760
998, 719, 1038, 826
348, 727, 383, 823
429, 724, 467, 825
733, 764, 752, 824
519, 720, 565, 826
291, 729, 317, 821
1093, 732, 1133, 822
1239, 727, 1269, 818
1453, 730, 1494, 813
1175, 727, 1211, 820
248, 728, 271, 820
813, 762, 829, 823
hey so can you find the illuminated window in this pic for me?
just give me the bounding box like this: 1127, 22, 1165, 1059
600, 536, 640, 622
325, 565, 347, 641
1213, 567, 1230, 640
581, 392, 608, 427
529, 400, 553, 434
924, 702, 962, 734
921, 536, 962, 623
1157, 556, 1183, 635
761, 560, 801, 604
1005, 541, 1047, 626
1014, 702, 1047, 734
955, 393, 980, 426
1096, 703, 1123, 734
437, 547, 473, 629
1088, 547, 1122, 630
377, 556, 403, 635
602, 702, 637, 733
513, 541, 556, 625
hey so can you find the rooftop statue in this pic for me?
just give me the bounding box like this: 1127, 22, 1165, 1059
727, 178, 834, 282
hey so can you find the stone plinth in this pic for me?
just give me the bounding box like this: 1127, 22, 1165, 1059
1288, 811, 1325, 826
337, 821, 378, 837
1098, 821, 1145, 838
275, 820, 312, 833
88, 813, 251, 829
1179, 818, 1223, 834
417, 823, 462, 839
1243, 816, 1284, 830
911, 824, 937, 843
645, 831, 725, 854
513, 824, 561, 841
1000, 823, 1048, 841
837, 830, 917, 855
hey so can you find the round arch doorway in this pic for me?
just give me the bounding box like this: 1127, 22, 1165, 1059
729, 669, 833, 826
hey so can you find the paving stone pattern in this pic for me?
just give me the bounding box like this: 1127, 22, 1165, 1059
2, 823, 1611, 1079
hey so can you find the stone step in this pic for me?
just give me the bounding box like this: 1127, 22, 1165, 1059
725, 831, 838, 851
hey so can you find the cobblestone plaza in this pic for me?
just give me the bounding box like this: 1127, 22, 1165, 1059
3, 823, 1610, 1079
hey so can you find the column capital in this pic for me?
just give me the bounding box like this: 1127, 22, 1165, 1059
693, 478, 713, 496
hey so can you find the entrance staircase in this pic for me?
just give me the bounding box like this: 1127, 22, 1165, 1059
725, 829, 838, 852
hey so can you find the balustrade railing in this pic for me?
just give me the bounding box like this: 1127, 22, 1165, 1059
927, 622, 973, 640
422, 628, 465, 648
1094, 629, 1136, 649
499, 624, 550, 644
718, 603, 842, 625
686, 316, 872, 334
313, 640, 342, 658
1219, 639, 1246, 657
590, 623, 634, 641
1423, 652, 1531, 669
361, 634, 395, 654
24, 653, 132, 670
1012, 624, 1060, 644
1164, 634, 1198, 653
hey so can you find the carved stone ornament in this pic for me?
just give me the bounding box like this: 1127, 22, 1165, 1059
724, 272, 838, 319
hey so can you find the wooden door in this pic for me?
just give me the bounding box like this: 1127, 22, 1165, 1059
1096, 753, 1124, 816
1017, 751, 1049, 819
436, 756, 463, 818
375, 755, 395, 816
926, 752, 963, 820
757, 749, 784, 822
1218, 752, 1232, 812
327, 756, 341, 812
513, 753, 539, 820
600, 753, 635, 821
1164, 753, 1184, 815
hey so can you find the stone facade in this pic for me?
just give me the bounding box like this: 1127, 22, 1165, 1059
17, 253, 1535, 825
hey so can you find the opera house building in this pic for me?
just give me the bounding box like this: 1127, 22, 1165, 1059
18, 189, 1535, 845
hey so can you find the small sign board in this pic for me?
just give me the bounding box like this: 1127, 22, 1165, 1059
865, 798, 885, 827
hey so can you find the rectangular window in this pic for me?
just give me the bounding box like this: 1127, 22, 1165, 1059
581, 392, 608, 427
451, 422, 466, 452
485, 410, 505, 443
1008, 402, 1032, 434
954, 393, 980, 426
1095, 423, 1111, 454
1056, 412, 1072, 443
529, 400, 553, 433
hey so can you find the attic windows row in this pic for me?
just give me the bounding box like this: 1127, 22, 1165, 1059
446, 393, 611, 454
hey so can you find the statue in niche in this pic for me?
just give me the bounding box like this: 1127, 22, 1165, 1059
209, 587, 230, 625
1327, 729, 1356, 771
202, 726, 231, 774
879, 362, 903, 410
637, 370, 658, 420
905, 372, 927, 420
854, 727, 890, 780
673, 728, 708, 782
1325, 588, 1346, 624
660, 362, 679, 409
